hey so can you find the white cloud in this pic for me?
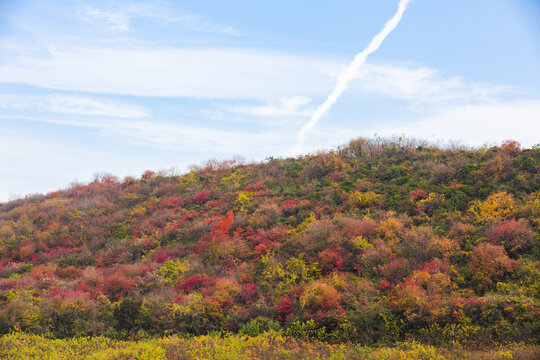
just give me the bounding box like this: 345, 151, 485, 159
103, 120, 292, 154
0, 33, 535, 156
0, 45, 511, 106
2, 45, 536, 156
372, 100, 540, 147
139, 11, 241, 36
224, 96, 313, 117
49, 96, 149, 118
0, 94, 149, 118
0, 114, 295, 155
0, 115, 101, 128
78, 3, 240, 35
81, 7, 131, 32
352, 64, 511, 105
0, 47, 339, 99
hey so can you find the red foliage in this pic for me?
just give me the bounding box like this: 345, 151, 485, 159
500, 140, 521, 154
488, 219, 534, 254
318, 248, 345, 273
194, 190, 210, 205
205, 199, 225, 208
164, 211, 200, 233
161, 197, 181, 209
410, 189, 427, 201
314, 205, 333, 217
244, 181, 268, 193
378, 257, 411, 283
48, 288, 91, 300
101, 174, 119, 185
470, 243, 517, 290
131, 226, 140, 238
141, 170, 155, 180
277, 297, 294, 323
55, 266, 82, 280
174, 293, 186, 304
233, 226, 254, 239
197, 211, 235, 248
341, 218, 378, 238
240, 283, 259, 304
421, 258, 450, 274
176, 273, 212, 293
253, 243, 269, 260
218, 210, 234, 235
379, 279, 392, 290
30, 264, 56, 280
103, 274, 135, 300
282, 199, 297, 212
329, 171, 345, 182
251, 227, 287, 246
288, 284, 306, 300
450, 181, 462, 189
76, 282, 103, 297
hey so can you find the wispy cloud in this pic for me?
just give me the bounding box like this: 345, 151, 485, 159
139, 11, 241, 36
353, 64, 512, 105
0, 0, 536, 157
2, 44, 511, 106
0, 113, 293, 155
78, 3, 240, 35
0, 94, 149, 118
0, 47, 338, 98
80, 7, 131, 32
103, 120, 289, 154
224, 96, 313, 117
369, 100, 540, 147
49, 96, 149, 118
1, 41, 534, 155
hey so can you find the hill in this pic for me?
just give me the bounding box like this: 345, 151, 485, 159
0, 137, 538, 345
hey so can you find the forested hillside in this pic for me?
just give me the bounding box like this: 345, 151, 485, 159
0, 137, 538, 345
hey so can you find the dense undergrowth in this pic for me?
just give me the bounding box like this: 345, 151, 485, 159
0, 137, 538, 347
1, 332, 538, 360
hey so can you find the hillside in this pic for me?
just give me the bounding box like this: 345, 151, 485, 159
0, 137, 538, 345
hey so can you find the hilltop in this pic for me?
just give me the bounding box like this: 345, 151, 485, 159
0, 137, 538, 346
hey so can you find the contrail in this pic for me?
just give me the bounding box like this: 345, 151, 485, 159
294, 0, 412, 153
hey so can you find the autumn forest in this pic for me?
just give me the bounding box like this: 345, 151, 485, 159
0, 137, 538, 359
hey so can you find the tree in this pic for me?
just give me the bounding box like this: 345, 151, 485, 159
488, 219, 534, 255
469, 243, 516, 291
469, 192, 515, 224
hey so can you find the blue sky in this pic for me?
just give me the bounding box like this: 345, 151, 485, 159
1, 0, 539, 201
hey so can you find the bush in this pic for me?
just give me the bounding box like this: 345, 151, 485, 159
488, 219, 535, 255
239, 317, 280, 336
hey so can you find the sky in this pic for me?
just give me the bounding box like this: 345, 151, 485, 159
0, 0, 539, 201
